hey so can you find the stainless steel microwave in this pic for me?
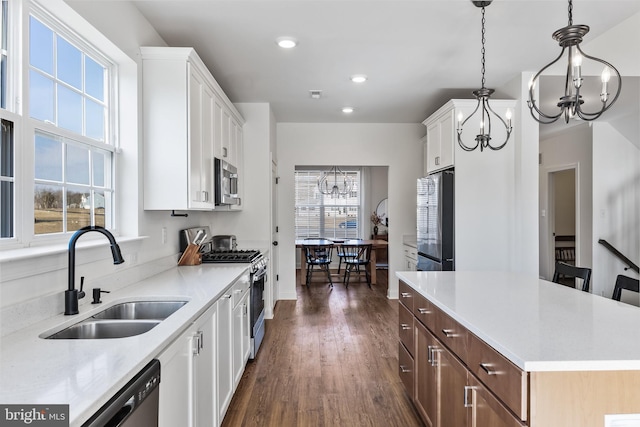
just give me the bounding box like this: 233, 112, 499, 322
214, 158, 240, 206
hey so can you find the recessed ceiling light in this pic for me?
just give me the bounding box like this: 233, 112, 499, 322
342, 107, 354, 114
276, 37, 297, 49
350, 74, 367, 83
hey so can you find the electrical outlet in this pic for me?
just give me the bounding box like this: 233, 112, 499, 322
128, 253, 138, 265
162, 227, 167, 244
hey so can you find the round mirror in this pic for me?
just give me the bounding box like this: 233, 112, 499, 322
376, 198, 388, 227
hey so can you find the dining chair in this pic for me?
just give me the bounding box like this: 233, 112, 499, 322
341, 243, 372, 288
611, 275, 639, 302
303, 244, 334, 287
552, 261, 592, 292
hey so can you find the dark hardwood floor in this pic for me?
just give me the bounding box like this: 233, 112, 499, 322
221, 270, 424, 427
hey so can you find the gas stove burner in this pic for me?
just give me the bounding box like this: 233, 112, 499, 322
201, 249, 261, 264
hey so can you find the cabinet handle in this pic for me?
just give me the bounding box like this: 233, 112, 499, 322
192, 334, 201, 356
417, 308, 430, 315
441, 328, 455, 338
463, 386, 473, 408
435, 156, 440, 166
400, 292, 412, 298
400, 323, 411, 330
427, 345, 438, 367
222, 147, 228, 158
400, 365, 411, 374
479, 363, 497, 376
202, 191, 208, 202
223, 294, 232, 299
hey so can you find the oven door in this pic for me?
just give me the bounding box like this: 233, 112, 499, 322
250, 267, 266, 359
215, 158, 240, 206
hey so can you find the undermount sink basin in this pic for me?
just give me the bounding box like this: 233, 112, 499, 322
46, 319, 161, 339
44, 300, 188, 339
91, 300, 188, 320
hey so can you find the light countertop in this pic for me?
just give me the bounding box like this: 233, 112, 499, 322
0, 264, 248, 426
396, 270, 640, 372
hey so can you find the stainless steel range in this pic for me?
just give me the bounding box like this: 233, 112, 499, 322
180, 226, 267, 359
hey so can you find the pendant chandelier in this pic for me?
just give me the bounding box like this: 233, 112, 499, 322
317, 166, 352, 197
527, 0, 622, 124
457, 1, 512, 153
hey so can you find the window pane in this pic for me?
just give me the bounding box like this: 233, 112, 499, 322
1, 0, 7, 109
1, 119, 12, 177
85, 56, 104, 101
92, 151, 105, 187
29, 70, 54, 122
34, 184, 62, 234
0, 180, 13, 237
66, 187, 90, 231
1, 118, 13, 238
85, 98, 104, 141
57, 85, 82, 134
94, 190, 105, 227
35, 133, 62, 181
66, 144, 90, 185
56, 36, 81, 90
29, 17, 53, 74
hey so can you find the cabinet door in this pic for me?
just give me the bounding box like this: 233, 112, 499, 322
194, 305, 217, 427
188, 67, 205, 208
438, 110, 454, 170
415, 322, 437, 427
425, 122, 440, 174
467, 375, 526, 427
213, 98, 223, 160
438, 344, 468, 427
201, 83, 215, 208
221, 109, 231, 160
217, 293, 234, 421
157, 330, 193, 427
232, 291, 249, 388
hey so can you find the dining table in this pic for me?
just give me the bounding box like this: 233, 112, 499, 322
295, 238, 389, 285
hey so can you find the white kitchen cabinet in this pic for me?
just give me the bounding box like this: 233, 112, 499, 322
141, 46, 244, 211
424, 106, 455, 175
157, 303, 217, 427
403, 243, 417, 271
218, 270, 250, 422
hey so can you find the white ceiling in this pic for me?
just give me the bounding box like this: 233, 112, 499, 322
127, 0, 639, 125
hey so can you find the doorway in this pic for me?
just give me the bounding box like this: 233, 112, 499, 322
548, 167, 578, 282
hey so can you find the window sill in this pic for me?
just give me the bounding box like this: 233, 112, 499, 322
0, 235, 148, 264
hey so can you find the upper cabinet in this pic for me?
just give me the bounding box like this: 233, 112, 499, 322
141, 47, 245, 211
424, 106, 455, 175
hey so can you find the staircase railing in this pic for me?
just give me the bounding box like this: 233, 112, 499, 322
598, 239, 640, 274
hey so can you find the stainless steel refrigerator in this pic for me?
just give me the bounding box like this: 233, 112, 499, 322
416, 169, 454, 271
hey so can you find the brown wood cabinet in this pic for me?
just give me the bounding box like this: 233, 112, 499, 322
399, 279, 526, 427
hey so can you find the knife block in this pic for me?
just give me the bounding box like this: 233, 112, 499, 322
178, 243, 202, 266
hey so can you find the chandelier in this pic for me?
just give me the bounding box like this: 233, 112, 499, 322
527, 0, 622, 124
457, 1, 512, 152
317, 166, 352, 197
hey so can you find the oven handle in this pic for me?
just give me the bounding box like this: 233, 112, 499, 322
252, 267, 267, 282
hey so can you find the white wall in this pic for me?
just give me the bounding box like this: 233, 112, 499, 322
592, 122, 640, 299
276, 123, 424, 300
539, 124, 593, 281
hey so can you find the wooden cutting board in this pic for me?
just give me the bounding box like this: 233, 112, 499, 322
178, 243, 202, 266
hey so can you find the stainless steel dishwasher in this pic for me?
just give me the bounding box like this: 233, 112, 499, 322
82, 359, 160, 427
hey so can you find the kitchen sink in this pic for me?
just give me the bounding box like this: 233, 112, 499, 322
91, 300, 188, 320
46, 319, 161, 339
43, 300, 189, 339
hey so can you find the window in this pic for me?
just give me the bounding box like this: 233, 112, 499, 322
294, 169, 360, 239
0, 119, 13, 238
27, 10, 115, 236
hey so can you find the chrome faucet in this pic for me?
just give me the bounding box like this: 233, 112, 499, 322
65, 226, 125, 315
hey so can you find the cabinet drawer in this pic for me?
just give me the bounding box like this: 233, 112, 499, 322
399, 281, 414, 312
468, 374, 526, 427
398, 341, 414, 398
231, 274, 250, 307
413, 293, 437, 331
403, 245, 417, 261
434, 306, 468, 362
467, 332, 528, 421
398, 303, 414, 356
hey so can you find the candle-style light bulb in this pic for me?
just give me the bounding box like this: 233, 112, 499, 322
457, 111, 464, 131
480, 120, 485, 135
505, 109, 512, 128
601, 67, 611, 102
572, 53, 583, 88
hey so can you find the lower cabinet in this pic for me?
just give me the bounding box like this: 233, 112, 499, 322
400, 280, 526, 427
158, 303, 217, 427
158, 271, 251, 427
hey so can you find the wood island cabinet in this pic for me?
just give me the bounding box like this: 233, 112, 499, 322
399, 279, 526, 427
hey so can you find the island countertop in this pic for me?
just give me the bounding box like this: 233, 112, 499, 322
395, 270, 640, 372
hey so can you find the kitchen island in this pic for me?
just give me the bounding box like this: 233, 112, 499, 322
396, 270, 640, 427
0, 263, 249, 426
